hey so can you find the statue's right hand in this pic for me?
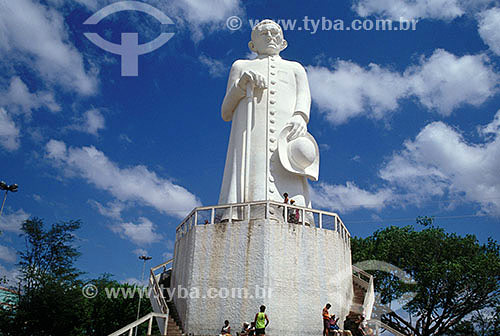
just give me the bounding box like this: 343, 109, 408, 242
237, 70, 267, 91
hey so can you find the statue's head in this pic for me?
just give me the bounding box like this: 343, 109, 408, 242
249, 19, 287, 56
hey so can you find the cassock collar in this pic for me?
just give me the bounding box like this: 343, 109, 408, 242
256, 54, 282, 60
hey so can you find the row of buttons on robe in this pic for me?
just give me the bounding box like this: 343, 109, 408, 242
269, 56, 278, 194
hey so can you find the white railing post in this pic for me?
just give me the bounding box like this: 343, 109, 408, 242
229, 205, 233, 224
147, 316, 153, 336
163, 316, 168, 335
284, 204, 288, 224
211, 208, 215, 224
247, 203, 251, 220
301, 209, 305, 226
334, 215, 338, 232
265, 201, 269, 219
194, 210, 198, 228
319, 213, 322, 229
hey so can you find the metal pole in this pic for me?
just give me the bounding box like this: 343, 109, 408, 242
244, 82, 254, 202
135, 256, 151, 336
0, 191, 8, 217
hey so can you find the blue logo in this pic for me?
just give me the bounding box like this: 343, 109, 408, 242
84, 1, 175, 77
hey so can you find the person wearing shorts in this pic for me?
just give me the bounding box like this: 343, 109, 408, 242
254, 305, 269, 335
323, 303, 331, 336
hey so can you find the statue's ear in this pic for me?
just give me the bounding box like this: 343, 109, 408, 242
248, 41, 256, 52
280, 39, 288, 52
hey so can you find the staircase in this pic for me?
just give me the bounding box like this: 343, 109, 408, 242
351, 265, 375, 318
149, 259, 185, 335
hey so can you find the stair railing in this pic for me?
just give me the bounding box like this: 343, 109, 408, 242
107, 312, 168, 336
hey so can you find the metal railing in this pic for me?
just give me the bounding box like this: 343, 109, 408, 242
107, 312, 168, 336
149, 259, 173, 315
175, 200, 351, 245
352, 265, 375, 319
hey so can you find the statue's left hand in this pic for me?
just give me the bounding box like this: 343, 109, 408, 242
287, 114, 307, 140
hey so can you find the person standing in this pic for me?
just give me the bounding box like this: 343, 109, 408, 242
254, 305, 269, 335
323, 303, 331, 336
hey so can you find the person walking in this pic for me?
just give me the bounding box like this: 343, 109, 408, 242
254, 305, 269, 335
323, 303, 331, 336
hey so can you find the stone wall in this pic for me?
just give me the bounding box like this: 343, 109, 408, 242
171, 218, 353, 336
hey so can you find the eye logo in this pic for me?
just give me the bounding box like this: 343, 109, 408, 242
84, 1, 175, 77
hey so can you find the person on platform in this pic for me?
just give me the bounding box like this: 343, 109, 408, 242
254, 305, 269, 335
240, 322, 250, 336
220, 320, 231, 335
323, 303, 331, 336
329, 314, 340, 331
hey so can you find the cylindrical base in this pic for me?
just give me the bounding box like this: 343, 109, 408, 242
171, 218, 353, 336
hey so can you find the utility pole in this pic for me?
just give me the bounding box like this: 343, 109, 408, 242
135, 255, 152, 336
0, 181, 18, 217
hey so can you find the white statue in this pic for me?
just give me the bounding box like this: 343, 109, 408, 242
219, 19, 319, 209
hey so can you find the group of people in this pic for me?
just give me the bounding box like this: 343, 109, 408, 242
220, 305, 269, 336
322, 304, 340, 336
323, 304, 374, 336
282, 192, 300, 223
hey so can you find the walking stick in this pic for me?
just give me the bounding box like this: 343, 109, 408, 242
244, 82, 254, 202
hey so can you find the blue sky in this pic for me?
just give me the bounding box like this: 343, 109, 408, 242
1, 0, 499, 284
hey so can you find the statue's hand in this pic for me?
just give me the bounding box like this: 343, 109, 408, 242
237, 70, 267, 91
287, 114, 307, 140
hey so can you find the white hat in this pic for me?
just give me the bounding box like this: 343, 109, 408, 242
278, 125, 319, 181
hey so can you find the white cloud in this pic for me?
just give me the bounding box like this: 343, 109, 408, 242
89, 200, 124, 220
0, 209, 30, 233
353, 0, 464, 20
407, 50, 498, 115
198, 55, 226, 78
132, 248, 148, 257
352, 0, 495, 20
0, 245, 17, 263
312, 181, 394, 212
0, 0, 97, 95
0, 108, 20, 151
307, 49, 498, 125
69, 109, 106, 136
478, 8, 500, 56
308, 61, 408, 125
169, 0, 241, 25
45, 140, 201, 218
0, 264, 20, 286
0, 77, 60, 116
112, 217, 162, 245
380, 110, 500, 215
154, 0, 243, 40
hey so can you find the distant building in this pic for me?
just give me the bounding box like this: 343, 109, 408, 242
0, 287, 19, 309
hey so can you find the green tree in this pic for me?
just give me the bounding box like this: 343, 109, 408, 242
351, 220, 500, 336
2, 218, 85, 336
80, 275, 153, 336
0, 217, 156, 336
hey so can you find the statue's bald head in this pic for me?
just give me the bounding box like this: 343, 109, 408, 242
249, 19, 287, 55
251, 19, 284, 41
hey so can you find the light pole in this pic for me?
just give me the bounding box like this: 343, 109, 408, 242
0, 181, 18, 217
135, 255, 152, 336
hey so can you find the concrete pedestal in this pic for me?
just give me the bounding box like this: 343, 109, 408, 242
171, 217, 353, 336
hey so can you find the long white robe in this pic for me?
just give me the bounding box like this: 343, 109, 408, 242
218, 54, 314, 208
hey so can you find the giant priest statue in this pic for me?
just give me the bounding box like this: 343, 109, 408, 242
219, 19, 319, 209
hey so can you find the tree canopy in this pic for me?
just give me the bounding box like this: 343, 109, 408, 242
351, 219, 500, 336
0, 217, 153, 336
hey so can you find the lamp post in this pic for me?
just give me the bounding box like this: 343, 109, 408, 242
135, 255, 152, 336
0, 181, 18, 217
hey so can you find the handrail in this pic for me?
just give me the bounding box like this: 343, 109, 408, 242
175, 200, 351, 245
149, 261, 172, 315
150, 258, 174, 273
369, 320, 406, 336
107, 312, 168, 336
352, 265, 373, 283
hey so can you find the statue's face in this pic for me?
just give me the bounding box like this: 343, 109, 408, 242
251, 23, 286, 56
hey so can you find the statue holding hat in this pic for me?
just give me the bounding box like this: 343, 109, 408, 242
219, 19, 319, 209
